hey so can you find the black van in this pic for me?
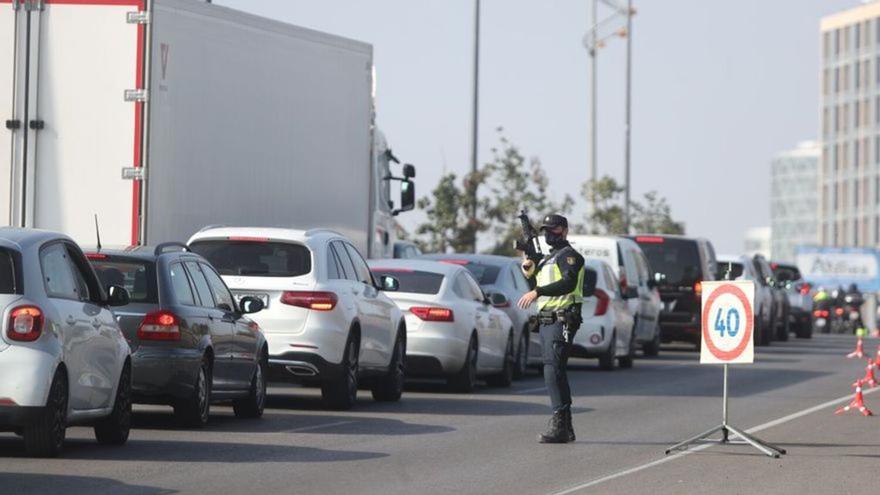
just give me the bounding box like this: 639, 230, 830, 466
627, 235, 718, 349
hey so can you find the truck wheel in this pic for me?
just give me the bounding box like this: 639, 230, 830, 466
322, 335, 359, 410
175, 358, 212, 427
599, 332, 617, 371
23, 369, 68, 457
94, 363, 132, 445
233, 352, 267, 418
486, 332, 515, 387
371, 331, 406, 402
513, 329, 529, 379
642, 324, 661, 357
448, 335, 478, 392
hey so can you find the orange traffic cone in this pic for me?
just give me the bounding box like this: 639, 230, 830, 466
847, 337, 866, 359
853, 359, 878, 389
836, 379, 873, 417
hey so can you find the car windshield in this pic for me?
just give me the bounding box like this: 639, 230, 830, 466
716, 261, 743, 280
190, 240, 312, 277
439, 261, 500, 285
772, 264, 801, 283
634, 238, 702, 286
89, 257, 157, 303
0, 248, 18, 294
370, 269, 444, 295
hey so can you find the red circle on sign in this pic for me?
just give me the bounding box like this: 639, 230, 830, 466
701, 284, 753, 361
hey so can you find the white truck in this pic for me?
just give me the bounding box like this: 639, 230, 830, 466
1, 0, 414, 258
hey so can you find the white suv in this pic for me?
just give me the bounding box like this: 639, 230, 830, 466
188, 227, 406, 410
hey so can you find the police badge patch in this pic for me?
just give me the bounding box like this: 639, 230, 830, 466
565, 256, 575, 265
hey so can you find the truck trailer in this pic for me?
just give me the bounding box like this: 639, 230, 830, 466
1, 0, 414, 257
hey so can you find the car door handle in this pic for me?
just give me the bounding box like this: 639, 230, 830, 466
66, 316, 76, 325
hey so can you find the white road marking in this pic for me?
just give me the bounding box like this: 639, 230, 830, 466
548, 386, 880, 494
515, 386, 547, 394
285, 420, 356, 433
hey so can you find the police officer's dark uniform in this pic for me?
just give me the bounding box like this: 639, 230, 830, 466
522, 214, 585, 444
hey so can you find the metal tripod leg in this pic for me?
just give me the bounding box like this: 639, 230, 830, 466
665, 425, 724, 455
725, 425, 786, 457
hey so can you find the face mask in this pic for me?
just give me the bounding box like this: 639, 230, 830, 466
544, 231, 565, 248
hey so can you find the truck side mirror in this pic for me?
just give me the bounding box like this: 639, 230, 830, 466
582, 267, 598, 297
403, 163, 416, 179
394, 180, 415, 216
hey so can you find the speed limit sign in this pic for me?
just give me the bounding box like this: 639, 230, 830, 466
700, 281, 754, 364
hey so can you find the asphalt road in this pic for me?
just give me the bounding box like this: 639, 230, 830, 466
1, 334, 878, 495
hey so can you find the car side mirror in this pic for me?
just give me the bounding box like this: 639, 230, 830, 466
238, 296, 264, 314
488, 292, 510, 308
582, 267, 598, 297
106, 285, 130, 307
623, 287, 639, 299
403, 163, 416, 179
646, 278, 657, 289
377, 275, 400, 292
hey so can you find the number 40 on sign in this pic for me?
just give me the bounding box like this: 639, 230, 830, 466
700, 281, 755, 365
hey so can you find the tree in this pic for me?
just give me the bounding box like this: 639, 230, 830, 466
579, 175, 684, 235
482, 129, 573, 255
414, 170, 489, 253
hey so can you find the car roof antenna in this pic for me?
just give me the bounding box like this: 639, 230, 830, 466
94, 214, 103, 253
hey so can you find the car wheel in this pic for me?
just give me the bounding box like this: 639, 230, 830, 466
23, 368, 68, 457
598, 331, 617, 371
618, 332, 635, 369
448, 334, 478, 393
94, 363, 132, 445
322, 334, 359, 410
513, 328, 529, 379
371, 330, 406, 402
175, 357, 212, 427
777, 311, 790, 342
233, 352, 268, 418
760, 314, 773, 346
642, 322, 661, 357
487, 332, 515, 387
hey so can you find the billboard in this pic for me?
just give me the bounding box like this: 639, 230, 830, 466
795, 246, 880, 291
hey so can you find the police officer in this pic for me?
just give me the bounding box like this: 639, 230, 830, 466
518, 213, 584, 444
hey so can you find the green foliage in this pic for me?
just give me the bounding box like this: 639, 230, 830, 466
414, 170, 489, 254
631, 191, 685, 235
579, 175, 685, 236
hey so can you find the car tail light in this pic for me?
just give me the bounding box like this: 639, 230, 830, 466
799, 283, 812, 295
813, 309, 829, 318
410, 307, 455, 322
593, 289, 610, 316
834, 307, 844, 316
281, 291, 338, 311
619, 271, 628, 291
85, 253, 107, 260
821, 310, 829, 318
138, 310, 181, 341
6, 306, 43, 342
438, 259, 470, 265
227, 236, 269, 242
694, 281, 702, 297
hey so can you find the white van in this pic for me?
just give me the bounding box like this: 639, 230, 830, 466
543, 235, 662, 356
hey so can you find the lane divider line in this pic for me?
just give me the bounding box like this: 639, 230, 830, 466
285, 420, 356, 433
548, 386, 880, 494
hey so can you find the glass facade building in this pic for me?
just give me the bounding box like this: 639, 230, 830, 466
770, 142, 819, 262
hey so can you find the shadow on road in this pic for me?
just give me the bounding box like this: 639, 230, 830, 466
132, 410, 455, 436
0, 438, 388, 463
0, 473, 175, 495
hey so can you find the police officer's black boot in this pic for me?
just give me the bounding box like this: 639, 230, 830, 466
562, 408, 575, 442
538, 411, 568, 444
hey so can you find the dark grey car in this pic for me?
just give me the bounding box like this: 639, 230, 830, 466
87, 243, 268, 426
420, 254, 539, 378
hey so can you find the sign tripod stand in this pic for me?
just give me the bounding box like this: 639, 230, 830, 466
665, 267, 787, 459
664, 363, 786, 458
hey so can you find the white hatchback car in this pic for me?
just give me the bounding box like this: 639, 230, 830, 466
368, 259, 516, 392
570, 258, 635, 371
188, 227, 406, 410
0, 228, 132, 456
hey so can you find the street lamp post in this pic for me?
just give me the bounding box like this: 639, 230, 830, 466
470, 0, 481, 253
623, 0, 633, 234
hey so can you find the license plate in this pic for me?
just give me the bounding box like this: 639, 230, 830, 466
234, 293, 269, 308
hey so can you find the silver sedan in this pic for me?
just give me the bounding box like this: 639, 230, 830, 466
0, 228, 131, 457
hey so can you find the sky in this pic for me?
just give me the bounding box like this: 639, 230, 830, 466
216, 0, 858, 254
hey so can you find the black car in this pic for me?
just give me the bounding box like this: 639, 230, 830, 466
771, 262, 812, 339
627, 235, 718, 349
87, 243, 268, 426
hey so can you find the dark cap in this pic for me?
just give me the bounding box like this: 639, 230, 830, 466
539, 214, 568, 231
